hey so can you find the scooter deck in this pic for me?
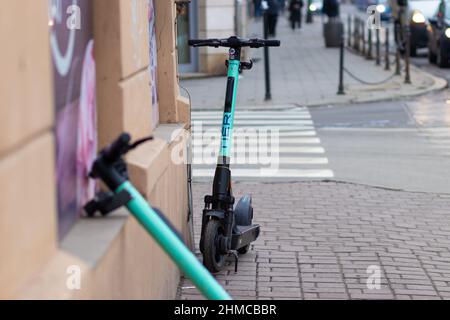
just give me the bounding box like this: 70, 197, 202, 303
231, 224, 260, 250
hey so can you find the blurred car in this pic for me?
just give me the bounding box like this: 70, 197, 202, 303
308, 0, 323, 15
355, 0, 392, 20
427, 0, 450, 67
391, 0, 441, 56
374, 0, 393, 21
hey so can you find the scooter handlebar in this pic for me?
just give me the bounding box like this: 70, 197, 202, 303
247, 39, 281, 48
261, 39, 281, 47
188, 39, 221, 47
102, 133, 131, 163
188, 37, 280, 48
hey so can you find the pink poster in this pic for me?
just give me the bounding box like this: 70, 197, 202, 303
49, 0, 97, 238
149, 0, 159, 128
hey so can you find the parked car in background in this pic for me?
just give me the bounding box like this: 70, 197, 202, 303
375, 0, 393, 21
428, 0, 450, 67
355, 0, 392, 20
390, 0, 441, 56
309, 0, 323, 15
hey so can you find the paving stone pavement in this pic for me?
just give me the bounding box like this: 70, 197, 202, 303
178, 181, 450, 300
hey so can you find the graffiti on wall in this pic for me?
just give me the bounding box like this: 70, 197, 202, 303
149, 0, 159, 128
49, 0, 97, 238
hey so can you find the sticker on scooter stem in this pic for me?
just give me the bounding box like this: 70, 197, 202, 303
224, 77, 235, 113
221, 112, 233, 156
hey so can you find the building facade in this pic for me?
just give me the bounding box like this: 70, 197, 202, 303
0, 0, 191, 299
177, 0, 249, 75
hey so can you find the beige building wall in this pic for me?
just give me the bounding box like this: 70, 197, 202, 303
0, 0, 191, 300
0, 0, 57, 299
197, 0, 248, 75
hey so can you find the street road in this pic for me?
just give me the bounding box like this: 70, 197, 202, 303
311, 51, 450, 194
312, 93, 450, 194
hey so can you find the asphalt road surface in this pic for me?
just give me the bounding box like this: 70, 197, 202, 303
311, 57, 449, 193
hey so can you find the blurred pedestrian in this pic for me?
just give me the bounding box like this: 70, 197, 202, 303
254, 0, 262, 17
289, 0, 304, 30
280, 0, 287, 15
322, 0, 340, 20
266, 0, 281, 37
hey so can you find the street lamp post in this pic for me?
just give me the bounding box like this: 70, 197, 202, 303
306, 0, 313, 23
337, 33, 345, 95
262, 5, 272, 100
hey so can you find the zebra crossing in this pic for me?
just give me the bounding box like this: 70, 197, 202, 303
417, 127, 450, 157
191, 107, 334, 179
407, 101, 450, 157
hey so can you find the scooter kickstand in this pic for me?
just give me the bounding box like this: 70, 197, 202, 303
228, 251, 239, 273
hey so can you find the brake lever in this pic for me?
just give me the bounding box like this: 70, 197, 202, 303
240, 60, 253, 71
129, 136, 154, 151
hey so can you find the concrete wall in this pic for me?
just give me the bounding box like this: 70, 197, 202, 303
0, 0, 57, 299
0, 0, 191, 300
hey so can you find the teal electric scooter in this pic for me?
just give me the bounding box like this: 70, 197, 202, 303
85, 133, 231, 300
188, 36, 280, 273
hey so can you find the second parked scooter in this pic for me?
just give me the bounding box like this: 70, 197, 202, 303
188, 36, 280, 273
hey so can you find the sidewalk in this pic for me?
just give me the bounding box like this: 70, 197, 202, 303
179, 181, 450, 300
181, 7, 446, 111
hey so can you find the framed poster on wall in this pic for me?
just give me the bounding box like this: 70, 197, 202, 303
149, 0, 159, 128
49, 0, 97, 238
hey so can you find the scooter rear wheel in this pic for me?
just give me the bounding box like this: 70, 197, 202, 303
238, 245, 250, 254
203, 219, 226, 273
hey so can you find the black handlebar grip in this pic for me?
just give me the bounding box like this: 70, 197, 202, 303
188, 39, 204, 46
265, 40, 281, 47
103, 133, 131, 163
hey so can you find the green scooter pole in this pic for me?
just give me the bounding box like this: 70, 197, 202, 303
117, 182, 231, 300
88, 133, 231, 300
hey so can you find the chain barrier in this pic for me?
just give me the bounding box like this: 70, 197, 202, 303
343, 67, 398, 85
342, 14, 408, 87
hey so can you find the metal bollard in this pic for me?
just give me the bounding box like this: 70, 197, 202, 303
353, 17, 360, 52
367, 28, 373, 60
404, 25, 411, 84
338, 34, 345, 95
361, 19, 366, 56
385, 27, 390, 71
376, 28, 381, 65
348, 15, 352, 47
355, 18, 361, 51
395, 44, 401, 75
306, 0, 313, 23
263, 11, 272, 100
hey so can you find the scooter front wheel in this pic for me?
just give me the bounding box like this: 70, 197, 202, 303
203, 219, 226, 273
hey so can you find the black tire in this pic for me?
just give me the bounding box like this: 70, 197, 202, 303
409, 43, 417, 57
235, 195, 253, 227
437, 42, 450, 68
202, 219, 225, 273
238, 245, 250, 254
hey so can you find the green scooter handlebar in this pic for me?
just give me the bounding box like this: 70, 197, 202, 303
117, 181, 232, 300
